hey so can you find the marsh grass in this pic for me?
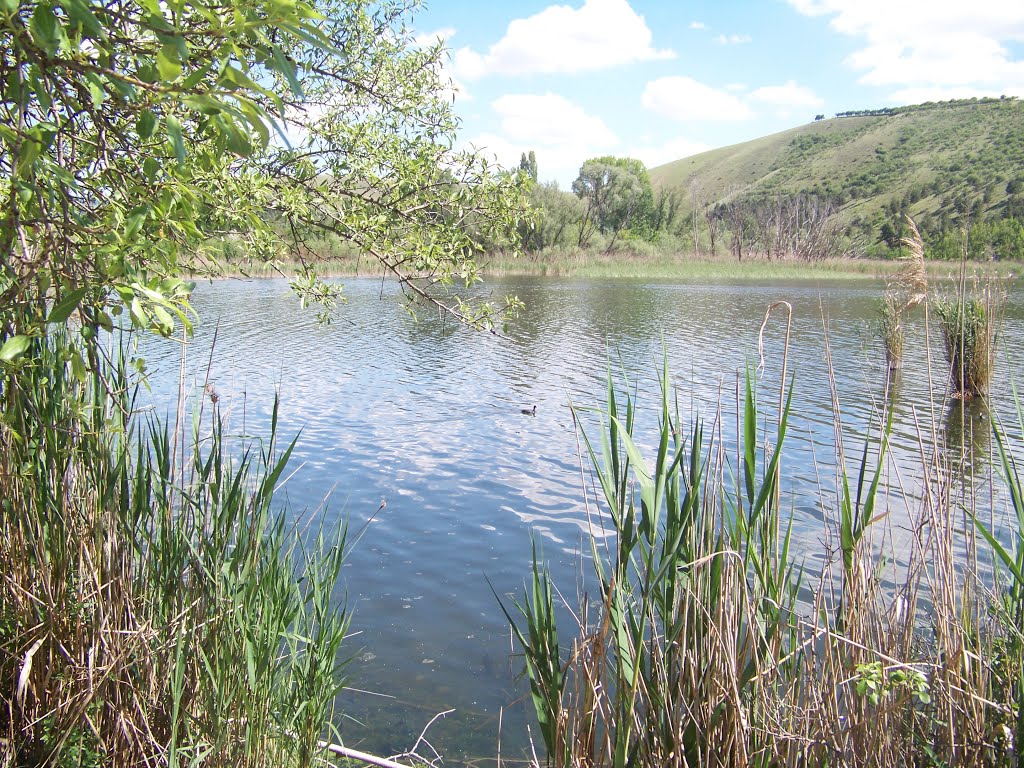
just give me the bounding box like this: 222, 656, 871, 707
878, 293, 905, 371
502, 348, 1024, 766
878, 218, 929, 372
934, 282, 1001, 399
0, 333, 350, 767
483, 249, 889, 281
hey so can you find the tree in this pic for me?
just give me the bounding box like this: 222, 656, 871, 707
1, 0, 527, 362
703, 202, 721, 257
519, 150, 538, 183
651, 186, 683, 235
689, 180, 704, 256
521, 182, 584, 252
723, 193, 754, 262
571, 156, 653, 250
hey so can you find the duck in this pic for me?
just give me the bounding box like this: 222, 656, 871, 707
521, 405, 537, 416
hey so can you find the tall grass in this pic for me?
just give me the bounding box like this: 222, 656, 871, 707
878, 293, 905, 371
0, 333, 350, 767
502, 355, 1023, 766
934, 285, 1000, 399
878, 218, 928, 372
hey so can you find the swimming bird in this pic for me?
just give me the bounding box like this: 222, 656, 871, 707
521, 405, 536, 416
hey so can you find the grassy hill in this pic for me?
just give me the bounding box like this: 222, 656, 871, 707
649, 97, 1024, 255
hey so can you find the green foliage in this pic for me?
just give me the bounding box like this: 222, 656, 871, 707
572, 156, 655, 249
519, 150, 538, 183
0, 0, 528, 348
974, 388, 1024, 765
878, 294, 905, 370
854, 662, 931, 706
501, 349, 1024, 766
519, 182, 585, 252
926, 219, 1024, 261
500, 361, 802, 766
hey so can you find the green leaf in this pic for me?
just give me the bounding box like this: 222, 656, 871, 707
156, 43, 182, 80
137, 110, 157, 139
30, 3, 66, 56
183, 94, 223, 115
0, 335, 32, 362
17, 137, 41, 174
165, 115, 185, 163
151, 304, 174, 335
58, 0, 102, 38
70, 350, 87, 382
271, 45, 303, 97
125, 206, 148, 239
47, 287, 87, 323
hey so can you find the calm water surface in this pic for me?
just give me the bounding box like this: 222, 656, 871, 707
140, 275, 1024, 763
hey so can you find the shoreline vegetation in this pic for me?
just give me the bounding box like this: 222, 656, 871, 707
200, 249, 1021, 283
3, 0, 1024, 761
501, 350, 1024, 767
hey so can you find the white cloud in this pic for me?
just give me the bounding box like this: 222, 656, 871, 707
465, 93, 619, 186
492, 93, 618, 146
641, 76, 754, 121
750, 80, 824, 107
725, 82, 748, 92
715, 33, 752, 45
626, 137, 711, 169
452, 0, 675, 80
689, 20, 706, 29
787, 1, 1024, 99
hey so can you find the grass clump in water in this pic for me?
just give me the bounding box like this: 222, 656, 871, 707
877, 293, 905, 371
0, 333, 350, 767
934, 286, 999, 399
878, 217, 928, 372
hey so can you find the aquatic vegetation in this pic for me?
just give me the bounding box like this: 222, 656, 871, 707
934, 285, 1000, 399
0, 334, 350, 767
502, 357, 1024, 767
878, 217, 928, 372
878, 292, 905, 371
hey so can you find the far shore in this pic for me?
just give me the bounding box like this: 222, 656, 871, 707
192, 250, 1021, 284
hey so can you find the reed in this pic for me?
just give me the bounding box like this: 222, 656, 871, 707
934, 284, 1000, 399
878, 293, 905, 371
0, 332, 350, 767
877, 217, 928, 372
501, 352, 1023, 766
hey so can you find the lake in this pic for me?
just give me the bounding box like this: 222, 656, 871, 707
139, 274, 1023, 764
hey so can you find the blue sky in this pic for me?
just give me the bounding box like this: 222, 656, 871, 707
411, 0, 1024, 188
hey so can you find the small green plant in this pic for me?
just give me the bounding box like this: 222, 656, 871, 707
854, 661, 932, 706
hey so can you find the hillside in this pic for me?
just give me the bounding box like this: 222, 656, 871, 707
649, 97, 1024, 255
